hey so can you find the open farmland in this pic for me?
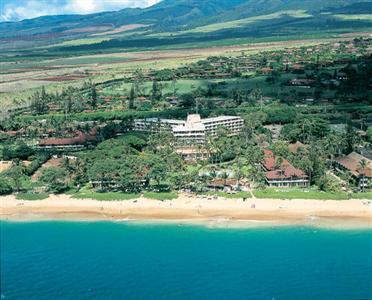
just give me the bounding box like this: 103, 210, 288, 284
1, 37, 340, 112
172, 10, 313, 34
92, 24, 149, 36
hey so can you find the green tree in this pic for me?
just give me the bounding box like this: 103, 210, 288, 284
171, 77, 178, 96
151, 80, 162, 103
148, 158, 167, 187
272, 141, 289, 158
0, 178, 13, 195
366, 126, 372, 143
358, 159, 367, 192
169, 172, 188, 190
179, 93, 195, 108
62, 157, 75, 181
241, 112, 267, 142
220, 171, 229, 186
128, 84, 136, 109
88, 160, 119, 190
2, 142, 34, 160
71, 158, 87, 188
248, 88, 263, 108
243, 145, 264, 166
281, 118, 330, 143
119, 166, 138, 192
344, 122, 356, 154
39, 167, 68, 193
90, 82, 98, 110
294, 143, 326, 185
64, 93, 73, 115
133, 69, 145, 95
233, 163, 244, 188
7, 161, 25, 192
30, 87, 49, 115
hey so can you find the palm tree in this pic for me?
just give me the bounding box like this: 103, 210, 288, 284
358, 159, 367, 192
220, 171, 229, 186
233, 166, 244, 190
209, 167, 218, 180
275, 156, 284, 174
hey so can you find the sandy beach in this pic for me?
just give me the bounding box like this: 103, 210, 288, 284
1, 193, 371, 229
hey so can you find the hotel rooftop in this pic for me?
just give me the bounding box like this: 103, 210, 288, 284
134, 114, 244, 144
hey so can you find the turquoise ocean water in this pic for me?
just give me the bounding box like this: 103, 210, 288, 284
1, 221, 371, 300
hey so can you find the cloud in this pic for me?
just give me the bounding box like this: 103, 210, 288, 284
65, 0, 161, 14
0, 0, 161, 22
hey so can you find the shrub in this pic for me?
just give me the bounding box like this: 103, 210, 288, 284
0, 178, 13, 195
143, 191, 178, 201
39, 167, 68, 193
16, 193, 49, 201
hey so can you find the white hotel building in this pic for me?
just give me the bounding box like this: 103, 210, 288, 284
134, 114, 244, 144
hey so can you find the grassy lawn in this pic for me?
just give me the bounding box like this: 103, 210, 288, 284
253, 188, 350, 200
102, 79, 205, 97
143, 192, 178, 201
174, 10, 312, 34
350, 192, 372, 200
203, 191, 252, 199
73, 191, 140, 201
16, 193, 49, 201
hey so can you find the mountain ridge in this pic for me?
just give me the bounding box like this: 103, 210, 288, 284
0, 0, 371, 52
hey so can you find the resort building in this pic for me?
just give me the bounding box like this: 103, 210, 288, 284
262, 150, 309, 188
36, 129, 97, 151
206, 178, 250, 193
134, 118, 183, 133
334, 152, 371, 190
175, 147, 210, 162
134, 114, 244, 145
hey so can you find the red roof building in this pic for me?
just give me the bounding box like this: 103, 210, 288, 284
37, 129, 97, 151
334, 152, 371, 190
262, 150, 309, 188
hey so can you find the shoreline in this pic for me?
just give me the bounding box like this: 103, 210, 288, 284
1, 194, 371, 229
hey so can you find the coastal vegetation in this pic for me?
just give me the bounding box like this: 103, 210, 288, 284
73, 190, 140, 201
202, 191, 252, 199
143, 192, 179, 201
253, 188, 352, 200
1, 3, 372, 300
15, 192, 49, 201
1, 33, 371, 201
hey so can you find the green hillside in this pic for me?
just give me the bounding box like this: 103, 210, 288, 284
0, 0, 371, 54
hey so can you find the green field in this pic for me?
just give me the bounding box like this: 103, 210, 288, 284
15, 193, 49, 201
180, 10, 313, 34
253, 188, 352, 200
350, 192, 372, 200
143, 192, 179, 200
73, 190, 140, 201
203, 191, 252, 199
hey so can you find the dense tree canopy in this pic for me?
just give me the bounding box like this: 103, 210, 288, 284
39, 167, 68, 193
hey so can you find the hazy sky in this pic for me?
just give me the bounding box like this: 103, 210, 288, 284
0, 0, 162, 22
